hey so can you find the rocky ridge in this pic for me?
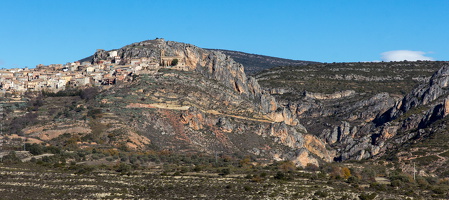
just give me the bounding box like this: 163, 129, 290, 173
208, 49, 317, 75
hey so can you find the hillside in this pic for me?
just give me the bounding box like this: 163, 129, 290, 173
256, 61, 449, 176
207, 49, 317, 75
80, 49, 316, 76
1, 39, 331, 168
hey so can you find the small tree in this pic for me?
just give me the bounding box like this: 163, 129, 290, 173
342, 167, 351, 179
171, 59, 178, 66
220, 168, 231, 176
278, 161, 296, 172
26, 143, 44, 155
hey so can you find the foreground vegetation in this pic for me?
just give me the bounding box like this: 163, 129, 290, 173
2, 145, 449, 199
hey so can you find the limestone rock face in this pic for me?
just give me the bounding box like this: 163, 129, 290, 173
341, 65, 449, 160
269, 122, 304, 149
180, 107, 205, 130
303, 134, 335, 163
254, 58, 449, 163
443, 97, 449, 117
304, 90, 356, 100
289, 149, 320, 168
381, 65, 449, 121
323, 121, 351, 144
93, 39, 281, 115
216, 117, 234, 133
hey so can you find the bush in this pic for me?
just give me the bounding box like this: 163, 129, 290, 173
45, 146, 61, 154
87, 108, 103, 119
193, 165, 202, 172
391, 180, 403, 187
26, 143, 44, 155
274, 171, 293, 181
274, 171, 285, 180
9, 113, 39, 135
116, 163, 132, 174
219, 168, 231, 176
80, 87, 98, 101
278, 161, 296, 172
2, 151, 21, 164
431, 185, 449, 195
358, 192, 377, 200
171, 59, 178, 66
342, 167, 351, 179
347, 176, 359, 184
74, 164, 96, 174
305, 163, 319, 171
416, 176, 429, 188
314, 190, 328, 198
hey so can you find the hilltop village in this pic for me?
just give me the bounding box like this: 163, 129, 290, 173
0, 49, 185, 97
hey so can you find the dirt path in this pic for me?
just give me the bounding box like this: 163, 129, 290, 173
204, 109, 272, 123
127, 103, 273, 123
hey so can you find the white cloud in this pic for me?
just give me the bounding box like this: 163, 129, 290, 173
380, 50, 434, 62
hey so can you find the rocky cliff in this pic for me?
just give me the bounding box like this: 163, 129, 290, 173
93, 44, 449, 166
92, 39, 299, 125
20, 39, 331, 167
255, 61, 449, 163
364, 65, 449, 159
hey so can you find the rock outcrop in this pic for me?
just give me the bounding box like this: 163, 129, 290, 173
304, 90, 356, 100
341, 65, 449, 160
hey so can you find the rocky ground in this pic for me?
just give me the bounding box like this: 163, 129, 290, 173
0, 163, 426, 200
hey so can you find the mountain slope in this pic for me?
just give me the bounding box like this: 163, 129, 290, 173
4, 39, 333, 167
255, 61, 449, 175
206, 49, 318, 75
81, 48, 317, 76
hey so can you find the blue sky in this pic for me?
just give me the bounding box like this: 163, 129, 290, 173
0, 0, 448, 68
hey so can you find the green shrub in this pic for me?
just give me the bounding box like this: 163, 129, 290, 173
219, 168, 231, 176
25, 143, 44, 155
314, 190, 328, 198
431, 185, 449, 194
87, 108, 103, 119
2, 151, 21, 164
358, 192, 377, 200
274, 171, 285, 180
116, 163, 132, 174
347, 176, 359, 184
171, 59, 178, 66
74, 164, 95, 174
